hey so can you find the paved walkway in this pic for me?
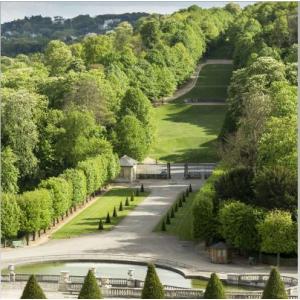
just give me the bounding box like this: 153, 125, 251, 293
2, 178, 297, 279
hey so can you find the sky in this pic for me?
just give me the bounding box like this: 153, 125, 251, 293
1, 1, 254, 23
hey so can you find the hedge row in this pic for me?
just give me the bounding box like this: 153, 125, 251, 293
1, 150, 120, 245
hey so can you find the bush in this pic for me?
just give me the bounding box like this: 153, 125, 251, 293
130, 193, 134, 202
125, 197, 129, 206
136, 188, 140, 196
21, 275, 46, 299
78, 270, 102, 299
141, 184, 144, 192
113, 206, 117, 217
214, 167, 254, 204
166, 214, 171, 225
105, 212, 111, 224
141, 264, 164, 299
189, 184, 192, 192
182, 193, 186, 202
203, 273, 226, 299
119, 201, 123, 211
170, 207, 175, 218
161, 220, 166, 231
178, 198, 183, 207
98, 219, 104, 230
262, 268, 287, 299
174, 203, 178, 212
185, 188, 189, 197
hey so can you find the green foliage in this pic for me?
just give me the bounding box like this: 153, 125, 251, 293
174, 203, 178, 212
105, 212, 111, 224
78, 270, 102, 299
113, 206, 118, 218
218, 201, 264, 252
189, 184, 192, 193
170, 208, 175, 218
98, 219, 104, 230
1, 193, 20, 242
203, 273, 226, 299
161, 220, 166, 231
141, 264, 165, 299
166, 214, 171, 225
21, 275, 47, 299
178, 198, 183, 208
136, 189, 140, 196
125, 197, 129, 206
141, 184, 144, 192
262, 268, 288, 299
131, 193, 135, 202
119, 201, 123, 211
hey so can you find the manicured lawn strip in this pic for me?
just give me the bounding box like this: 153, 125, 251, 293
154, 191, 197, 241
51, 188, 149, 239
192, 279, 259, 291
150, 104, 226, 163
176, 64, 233, 102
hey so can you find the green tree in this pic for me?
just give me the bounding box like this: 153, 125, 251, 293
20, 275, 47, 299
106, 212, 111, 224
98, 219, 104, 230
1, 193, 20, 246
203, 273, 226, 299
44, 40, 73, 75
141, 264, 164, 299
119, 201, 123, 211
78, 270, 102, 299
258, 210, 296, 266
1, 146, 19, 193
113, 206, 118, 217
262, 268, 288, 299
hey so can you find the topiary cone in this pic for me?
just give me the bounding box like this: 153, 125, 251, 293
78, 270, 102, 299
189, 184, 192, 192
161, 220, 166, 231
166, 214, 171, 225
174, 203, 178, 212
141, 184, 144, 192
20, 274, 47, 299
130, 192, 134, 202
105, 212, 111, 224
125, 197, 129, 206
179, 198, 183, 207
113, 206, 117, 217
262, 268, 288, 299
141, 264, 164, 299
170, 207, 175, 218
182, 193, 186, 202
98, 219, 104, 230
186, 188, 189, 197
136, 188, 140, 196
203, 273, 226, 299
119, 201, 123, 211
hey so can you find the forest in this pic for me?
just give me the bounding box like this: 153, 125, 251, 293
1, 1, 298, 260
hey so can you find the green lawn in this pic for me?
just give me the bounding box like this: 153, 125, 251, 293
176, 64, 233, 102
154, 191, 197, 241
150, 104, 226, 163
51, 188, 149, 239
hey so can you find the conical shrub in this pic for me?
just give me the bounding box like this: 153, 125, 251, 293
182, 193, 186, 202
179, 198, 183, 207
262, 268, 288, 299
113, 206, 117, 217
186, 188, 189, 197
20, 275, 46, 299
78, 270, 102, 299
189, 184, 192, 193
105, 212, 111, 224
161, 220, 166, 231
166, 214, 171, 225
141, 184, 144, 192
174, 203, 178, 212
136, 188, 140, 196
125, 197, 129, 206
170, 207, 175, 218
98, 219, 104, 230
131, 192, 134, 202
203, 273, 226, 299
119, 201, 123, 211
141, 264, 164, 299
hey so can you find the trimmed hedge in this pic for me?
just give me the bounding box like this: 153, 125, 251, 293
78, 270, 102, 299
21, 275, 47, 299
141, 264, 164, 299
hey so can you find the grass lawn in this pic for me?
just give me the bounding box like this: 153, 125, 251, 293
154, 190, 197, 241
149, 104, 226, 163
51, 187, 149, 239
192, 279, 259, 291
176, 64, 233, 102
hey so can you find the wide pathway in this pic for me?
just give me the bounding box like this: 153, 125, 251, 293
2, 178, 297, 278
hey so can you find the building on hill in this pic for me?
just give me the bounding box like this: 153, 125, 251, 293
117, 155, 138, 183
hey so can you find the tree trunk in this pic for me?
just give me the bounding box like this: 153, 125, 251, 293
66, 210, 69, 217
56, 218, 59, 224
38, 230, 41, 238
277, 253, 280, 267
32, 232, 36, 241
44, 228, 46, 234
3, 239, 6, 248
26, 234, 29, 246
53, 220, 56, 227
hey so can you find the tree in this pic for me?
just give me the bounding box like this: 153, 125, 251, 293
130, 192, 135, 202
258, 210, 296, 266
98, 219, 103, 230
78, 270, 102, 299
125, 197, 129, 206
136, 188, 140, 196
218, 201, 264, 253
20, 275, 47, 299
203, 273, 226, 299
139, 18, 161, 49
262, 268, 288, 299
44, 40, 73, 75
105, 212, 111, 224
254, 166, 297, 211
114, 115, 148, 161
189, 184, 192, 193
141, 184, 144, 192
1, 193, 20, 246
166, 214, 171, 225
1, 147, 19, 194
141, 264, 164, 299
161, 220, 166, 231
113, 206, 118, 217
170, 208, 175, 218
119, 201, 123, 211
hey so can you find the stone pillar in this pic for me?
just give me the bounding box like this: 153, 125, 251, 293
127, 269, 135, 287
58, 271, 70, 292
8, 264, 15, 282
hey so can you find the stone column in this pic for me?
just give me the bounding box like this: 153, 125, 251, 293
58, 271, 70, 292
8, 264, 15, 282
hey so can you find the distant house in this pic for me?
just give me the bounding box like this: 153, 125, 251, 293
117, 155, 138, 183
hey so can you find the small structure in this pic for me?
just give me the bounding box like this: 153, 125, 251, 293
209, 242, 230, 264
117, 155, 138, 183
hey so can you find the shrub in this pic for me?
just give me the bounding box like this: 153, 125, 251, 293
113, 206, 117, 217
78, 270, 102, 299
141, 184, 144, 192
186, 188, 189, 197
161, 220, 166, 231
21, 275, 46, 299
203, 273, 226, 299
182, 193, 186, 202
125, 197, 129, 206
170, 207, 175, 218
98, 219, 103, 230
136, 188, 140, 196
166, 214, 171, 225
119, 201, 123, 211
189, 184, 192, 192
174, 203, 178, 212
214, 167, 254, 204
178, 198, 183, 207
262, 268, 287, 299
141, 264, 164, 299
105, 212, 111, 224
130, 192, 134, 202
